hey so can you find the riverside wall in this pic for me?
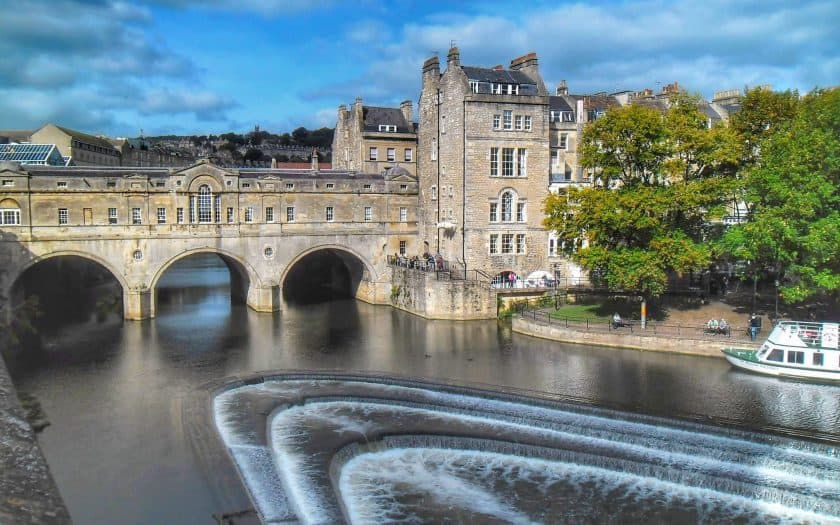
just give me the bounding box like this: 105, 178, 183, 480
389, 266, 497, 320
512, 315, 759, 357
0, 357, 71, 524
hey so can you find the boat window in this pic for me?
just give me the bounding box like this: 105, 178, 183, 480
786, 351, 805, 365
766, 349, 784, 362
813, 353, 824, 367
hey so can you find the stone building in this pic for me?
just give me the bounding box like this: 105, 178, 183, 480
332, 98, 417, 176
418, 47, 553, 282
0, 158, 418, 318
30, 123, 121, 167
109, 138, 195, 168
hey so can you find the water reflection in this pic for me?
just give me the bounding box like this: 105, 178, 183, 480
5, 256, 839, 525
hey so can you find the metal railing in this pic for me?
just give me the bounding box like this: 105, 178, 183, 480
514, 301, 755, 343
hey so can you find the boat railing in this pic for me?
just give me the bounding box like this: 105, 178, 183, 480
777, 321, 833, 348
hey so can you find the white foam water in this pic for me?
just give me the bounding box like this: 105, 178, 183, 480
340, 448, 836, 525
213, 377, 840, 524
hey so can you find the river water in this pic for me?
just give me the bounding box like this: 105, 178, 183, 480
6, 255, 840, 524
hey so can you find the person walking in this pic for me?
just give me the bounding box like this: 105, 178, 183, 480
749, 315, 760, 341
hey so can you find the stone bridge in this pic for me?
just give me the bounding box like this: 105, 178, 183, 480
0, 160, 419, 319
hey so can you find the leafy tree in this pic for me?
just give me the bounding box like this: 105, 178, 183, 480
545, 95, 738, 322
729, 87, 799, 164
217, 142, 238, 153
719, 88, 839, 304
243, 148, 264, 162
292, 126, 308, 144
220, 133, 245, 146
578, 103, 668, 186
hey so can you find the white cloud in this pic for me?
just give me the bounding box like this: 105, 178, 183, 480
323, 0, 838, 106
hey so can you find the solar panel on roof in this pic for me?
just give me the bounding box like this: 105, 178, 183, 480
0, 144, 65, 165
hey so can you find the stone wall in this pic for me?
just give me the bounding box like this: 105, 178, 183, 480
0, 358, 71, 524
389, 266, 497, 320
512, 315, 755, 358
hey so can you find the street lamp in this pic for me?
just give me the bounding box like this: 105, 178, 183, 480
747, 260, 756, 315
774, 279, 780, 319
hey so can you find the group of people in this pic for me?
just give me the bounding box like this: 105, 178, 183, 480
394, 252, 445, 272
705, 318, 730, 335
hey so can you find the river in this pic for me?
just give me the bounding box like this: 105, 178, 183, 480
6, 255, 839, 524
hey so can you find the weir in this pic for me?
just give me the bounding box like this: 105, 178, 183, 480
213, 374, 840, 524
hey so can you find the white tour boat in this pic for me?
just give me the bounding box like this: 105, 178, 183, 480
722, 321, 840, 382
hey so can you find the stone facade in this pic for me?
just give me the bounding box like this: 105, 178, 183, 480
332, 97, 417, 176
0, 159, 418, 319
418, 48, 555, 282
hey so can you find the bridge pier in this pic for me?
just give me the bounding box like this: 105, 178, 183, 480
247, 284, 280, 313
124, 289, 153, 321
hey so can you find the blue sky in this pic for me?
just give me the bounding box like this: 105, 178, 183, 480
1, 0, 837, 137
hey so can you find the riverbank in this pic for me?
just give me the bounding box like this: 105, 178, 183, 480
0, 357, 70, 524
512, 314, 759, 357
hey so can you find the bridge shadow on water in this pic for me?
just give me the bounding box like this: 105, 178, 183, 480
282, 249, 361, 305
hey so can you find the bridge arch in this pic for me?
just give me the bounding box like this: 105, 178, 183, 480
5, 250, 128, 325
149, 247, 263, 315
280, 244, 379, 304
11, 249, 129, 293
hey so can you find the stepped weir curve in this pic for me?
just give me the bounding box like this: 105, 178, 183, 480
212, 373, 840, 524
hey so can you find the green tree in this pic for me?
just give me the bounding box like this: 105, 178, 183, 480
719, 88, 840, 304
243, 148, 264, 162
578, 103, 668, 186
730, 87, 799, 164
292, 126, 308, 144
545, 96, 738, 323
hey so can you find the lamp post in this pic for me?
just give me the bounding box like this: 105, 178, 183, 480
752, 273, 758, 316
774, 279, 780, 320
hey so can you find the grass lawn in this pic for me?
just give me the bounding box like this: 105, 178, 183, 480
548, 304, 612, 320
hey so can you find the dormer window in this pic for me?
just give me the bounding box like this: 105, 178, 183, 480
491, 83, 519, 95
550, 110, 575, 123
469, 80, 480, 93
378, 125, 397, 132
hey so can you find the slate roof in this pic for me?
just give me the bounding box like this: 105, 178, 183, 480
461, 66, 539, 95
25, 166, 168, 177
461, 66, 533, 85
23, 163, 390, 181
549, 96, 574, 112
699, 101, 727, 123
53, 125, 119, 151
581, 94, 620, 111
632, 97, 669, 113
362, 107, 414, 133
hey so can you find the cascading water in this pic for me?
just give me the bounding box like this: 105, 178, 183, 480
213, 375, 840, 524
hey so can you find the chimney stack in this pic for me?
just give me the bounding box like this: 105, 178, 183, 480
447, 46, 460, 67
422, 55, 440, 75
556, 80, 568, 95
510, 52, 538, 71
399, 100, 412, 125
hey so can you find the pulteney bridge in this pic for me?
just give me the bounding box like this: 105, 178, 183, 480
0, 159, 419, 319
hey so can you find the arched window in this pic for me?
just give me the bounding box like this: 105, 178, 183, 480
501, 191, 513, 222
0, 198, 21, 225
198, 184, 212, 223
